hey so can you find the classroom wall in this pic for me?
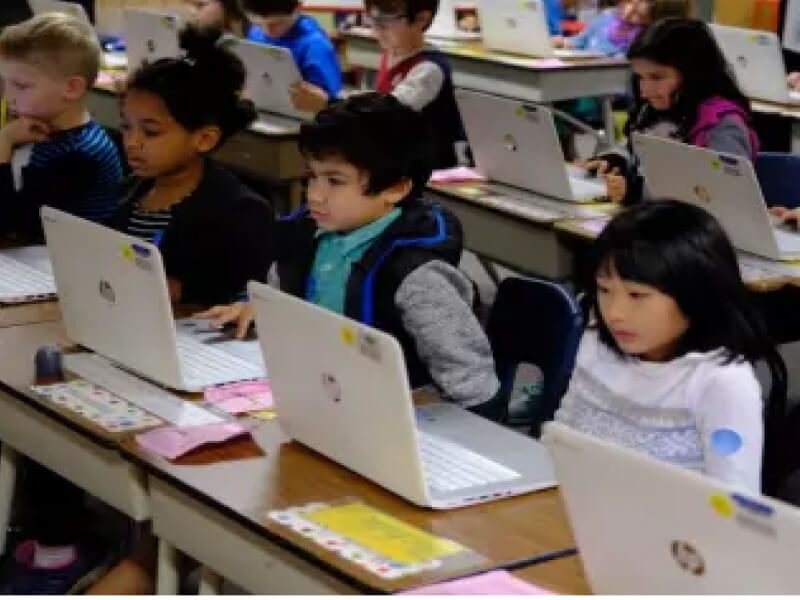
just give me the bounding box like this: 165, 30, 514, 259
714, 0, 778, 31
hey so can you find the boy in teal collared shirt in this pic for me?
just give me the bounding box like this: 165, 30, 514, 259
200, 93, 501, 417
308, 208, 400, 313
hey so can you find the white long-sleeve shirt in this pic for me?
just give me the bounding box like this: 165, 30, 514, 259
556, 330, 764, 492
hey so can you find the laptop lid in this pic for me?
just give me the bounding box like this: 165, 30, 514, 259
710, 24, 790, 104
633, 133, 783, 260
223, 38, 310, 121
123, 9, 183, 71
456, 89, 575, 200
248, 282, 431, 507
478, 0, 553, 57
40, 207, 186, 389
28, 0, 90, 24
544, 421, 800, 594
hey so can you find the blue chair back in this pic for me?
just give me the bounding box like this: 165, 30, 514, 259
486, 276, 583, 436
755, 152, 800, 209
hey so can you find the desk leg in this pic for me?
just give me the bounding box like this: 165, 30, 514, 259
601, 96, 616, 147
198, 567, 223, 595
156, 539, 180, 595
0, 444, 18, 554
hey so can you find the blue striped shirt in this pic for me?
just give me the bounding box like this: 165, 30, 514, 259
22, 120, 122, 223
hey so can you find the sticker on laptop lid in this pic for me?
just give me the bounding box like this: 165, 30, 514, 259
357, 329, 382, 363
709, 493, 735, 518
340, 325, 357, 347
161, 15, 179, 30
121, 244, 135, 262
259, 45, 286, 60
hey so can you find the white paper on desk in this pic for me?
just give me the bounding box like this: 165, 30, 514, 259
63, 354, 225, 427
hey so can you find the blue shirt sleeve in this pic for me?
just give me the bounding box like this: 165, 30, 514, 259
299, 39, 343, 99
543, 0, 563, 35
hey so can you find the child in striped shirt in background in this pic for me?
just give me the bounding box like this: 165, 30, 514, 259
0, 12, 123, 241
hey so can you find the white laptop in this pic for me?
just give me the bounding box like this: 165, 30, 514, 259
248, 282, 556, 509
456, 89, 608, 203
0, 245, 55, 304
40, 207, 265, 392
711, 24, 800, 105
544, 422, 800, 594
28, 0, 89, 23
224, 38, 311, 121
478, 0, 602, 60
28, 0, 127, 69
123, 8, 183, 71
633, 132, 800, 261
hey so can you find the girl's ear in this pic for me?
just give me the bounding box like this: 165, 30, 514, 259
193, 124, 222, 154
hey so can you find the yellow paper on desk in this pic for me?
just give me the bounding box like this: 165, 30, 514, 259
305, 502, 463, 565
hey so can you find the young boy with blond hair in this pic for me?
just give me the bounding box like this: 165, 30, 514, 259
0, 12, 122, 240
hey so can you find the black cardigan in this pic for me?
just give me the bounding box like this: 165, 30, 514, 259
110, 159, 275, 306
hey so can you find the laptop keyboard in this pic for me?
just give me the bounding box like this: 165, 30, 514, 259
176, 333, 265, 389
775, 228, 800, 253
418, 431, 521, 493
0, 255, 56, 302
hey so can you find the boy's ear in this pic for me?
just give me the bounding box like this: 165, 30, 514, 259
63, 75, 88, 101
414, 10, 434, 30
193, 124, 222, 154
381, 177, 413, 207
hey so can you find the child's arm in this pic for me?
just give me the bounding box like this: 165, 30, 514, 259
703, 116, 755, 160
0, 149, 98, 239
391, 62, 445, 112
696, 365, 764, 493
395, 260, 500, 409
300, 44, 343, 101
0, 117, 51, 163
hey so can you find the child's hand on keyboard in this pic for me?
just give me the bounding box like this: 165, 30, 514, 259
770, 206, 800, 230
194, 302, 255, 340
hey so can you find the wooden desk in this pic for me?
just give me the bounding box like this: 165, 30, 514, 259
514, 554, 592, 594
87, 76, 307, 210
427, 182, 612, 280
344, 28, 630, 141
0, 320, 150, 552
121, 422, 577, 594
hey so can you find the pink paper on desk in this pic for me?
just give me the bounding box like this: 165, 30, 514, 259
135, 422, 252, 460
429, 167, 487, 184
204, 380, 273, 415
400, 570, 554, 595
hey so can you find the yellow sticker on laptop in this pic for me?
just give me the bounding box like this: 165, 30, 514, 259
121, 245, 135, 262
340, 326, 357, 347
305, 502, 463, 565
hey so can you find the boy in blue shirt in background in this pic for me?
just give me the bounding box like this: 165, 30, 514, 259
543, 0, 564, 35
241, 0, 342, 113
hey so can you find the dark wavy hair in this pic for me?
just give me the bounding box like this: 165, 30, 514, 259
625, 18, 752, 140
299, 92, 434, 198
124, 25, 256, 149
